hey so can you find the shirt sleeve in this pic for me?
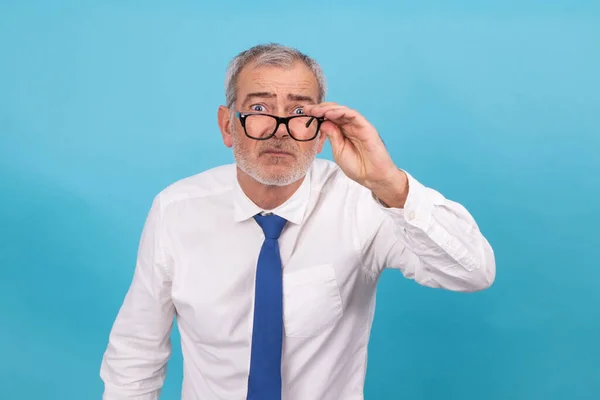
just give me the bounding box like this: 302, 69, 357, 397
361, 171, 496, 292
100, 194, 175, 399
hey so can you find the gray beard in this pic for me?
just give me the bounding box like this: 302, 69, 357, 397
231, 135, 319, 186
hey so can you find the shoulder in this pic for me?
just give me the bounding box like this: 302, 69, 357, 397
154, 163, 237, 211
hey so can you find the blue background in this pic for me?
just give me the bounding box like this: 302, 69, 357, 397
1, 1, 599, 399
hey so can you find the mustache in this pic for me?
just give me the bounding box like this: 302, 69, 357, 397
259, 140, 297, 154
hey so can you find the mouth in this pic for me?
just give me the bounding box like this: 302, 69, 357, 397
262, 150, 294, 157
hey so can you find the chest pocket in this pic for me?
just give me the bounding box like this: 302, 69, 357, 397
282, 264, 344, 338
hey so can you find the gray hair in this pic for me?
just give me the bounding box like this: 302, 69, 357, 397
224, 43, 327, 110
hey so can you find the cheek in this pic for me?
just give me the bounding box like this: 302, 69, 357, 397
234, 131, 260, 154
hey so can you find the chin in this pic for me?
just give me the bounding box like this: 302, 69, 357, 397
258, 172, 303, 187
235, 152, 313, 187
252, 166, 306, 187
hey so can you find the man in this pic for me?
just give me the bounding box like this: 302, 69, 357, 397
100, 43, 495, 400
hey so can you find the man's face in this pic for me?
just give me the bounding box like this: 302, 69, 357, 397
220, 61, 326, 186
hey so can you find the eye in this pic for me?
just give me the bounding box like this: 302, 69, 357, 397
292, 107, 304, 115
250, 104, 265, 112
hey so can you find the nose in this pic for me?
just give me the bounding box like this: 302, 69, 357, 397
273, 118, 290, 139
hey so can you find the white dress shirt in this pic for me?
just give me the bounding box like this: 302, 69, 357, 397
100, 158, 495, 400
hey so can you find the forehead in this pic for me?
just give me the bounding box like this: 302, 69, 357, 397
236, 61, 319, 103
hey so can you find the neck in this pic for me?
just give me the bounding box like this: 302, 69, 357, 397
237, 167, 304, 210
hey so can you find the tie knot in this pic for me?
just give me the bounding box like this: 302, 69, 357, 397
254, 214, 287, 239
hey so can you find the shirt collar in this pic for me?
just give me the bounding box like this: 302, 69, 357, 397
232, 167, 312, 225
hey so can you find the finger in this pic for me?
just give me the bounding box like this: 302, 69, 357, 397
303, 102, 337, 114
315, 102, 338, 107
303, 103, 344, 118
320, 120, 344, 151
323, 107, 357, 125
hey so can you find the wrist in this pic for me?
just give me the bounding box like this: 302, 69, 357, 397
370, 168, 409, 209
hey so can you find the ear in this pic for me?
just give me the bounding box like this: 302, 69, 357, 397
218, 105, 233, 148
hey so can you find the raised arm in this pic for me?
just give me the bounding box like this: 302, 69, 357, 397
301, 102, 495, 292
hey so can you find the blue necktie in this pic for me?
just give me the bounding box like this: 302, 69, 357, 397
247, 214, 288, 400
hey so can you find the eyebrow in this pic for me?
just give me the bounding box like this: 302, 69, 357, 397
287, 93, 316, 103
241, 92, 317, 107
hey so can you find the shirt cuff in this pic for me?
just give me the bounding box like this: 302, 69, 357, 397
372, 170, 445, 232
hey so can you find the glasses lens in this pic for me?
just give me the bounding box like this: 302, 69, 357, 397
245, 115, 277, 139
288, 116, 319, 140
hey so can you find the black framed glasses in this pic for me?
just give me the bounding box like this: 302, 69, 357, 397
235, 112, 324, 141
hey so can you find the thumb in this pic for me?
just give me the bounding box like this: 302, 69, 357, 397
321, 121, 344, 152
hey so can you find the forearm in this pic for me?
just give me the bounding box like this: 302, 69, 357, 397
369, 168, 409, 209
